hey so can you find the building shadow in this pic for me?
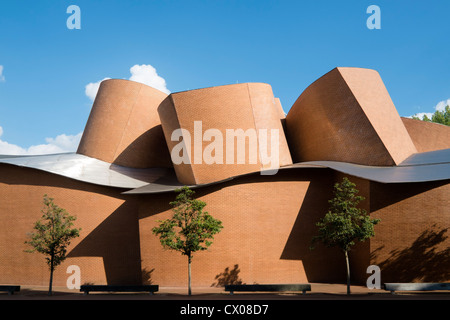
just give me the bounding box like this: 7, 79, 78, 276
371, 225, 450, 282
142, 267, 155, 285
369, 180, 449, 282
370, 180, 448, 212
279, 170, 354, 283
280, 171, 375, 284
211, 264, 244, 287
68, 201, 142, 285
113, 125, 173, 168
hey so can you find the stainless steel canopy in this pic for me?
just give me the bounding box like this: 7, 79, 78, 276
1, 148, 449, 194
0, 152, 172, 189
124, 149, 450, 194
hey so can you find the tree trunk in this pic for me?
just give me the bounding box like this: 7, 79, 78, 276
188, 254, 192, 296
344, 250, 351, 295
48, 253, 54, 296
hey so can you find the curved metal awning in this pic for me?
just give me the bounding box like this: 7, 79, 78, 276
0, 152, 172, 189
124, 149, 450, 194
288, 161, 450, 184
397, 148, 450, 166
0, 148, 448, 193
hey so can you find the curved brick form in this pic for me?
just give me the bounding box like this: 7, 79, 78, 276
158, 83, 292, 185
77, 79, 172, 169
285, 67, 417, 166
401, 117, 450, 153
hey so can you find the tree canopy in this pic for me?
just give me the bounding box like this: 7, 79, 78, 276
152, 186, 223, 295
412, 105, 450, 126
311, 177, 380, 294
25, 194, 81, 295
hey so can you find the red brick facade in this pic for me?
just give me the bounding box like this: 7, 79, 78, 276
0, 69, 448, 288
0, 163, 447, 287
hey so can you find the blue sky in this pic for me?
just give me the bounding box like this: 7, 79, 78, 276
0, 0, 449, 154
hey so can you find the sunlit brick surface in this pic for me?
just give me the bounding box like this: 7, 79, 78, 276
402, 117, 450, 153
158, 83, 292, 185
286, 67, 417, 166
77, 79, 172, 168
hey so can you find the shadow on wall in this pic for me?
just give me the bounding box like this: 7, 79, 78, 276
138, 191, 176, 220
113, 125, 173, 168
142, 267, 155, 285
369, 180, 449, 282
370, 180, 448, 212
371, 225, 450, 282
138, 169, 373, 286
68, 201, 142, 285
211, 264, 244, 287
280, 170, 357, 283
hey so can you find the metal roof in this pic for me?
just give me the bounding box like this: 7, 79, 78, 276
0, 152, 172, 189
0, 148, 449, 193
122, 175, 235, 195
398, 148, 450, 166
124, 149, 450, 194
290, 161, 450, 184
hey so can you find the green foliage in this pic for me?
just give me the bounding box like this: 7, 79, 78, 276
311, 177, 380, 253
431, 105, 450, 125
25, 194, 81, 295
311, 177, 380, 294
412, 105, 450, 126
25, 195, 81, 270
152, 186, 223, 295
152, 186, 223, 261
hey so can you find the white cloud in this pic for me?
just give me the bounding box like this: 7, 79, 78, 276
0, 139, 26, 155
85, 64, 170, 101
85, 77, 110, 101
0, 126, 82, 155
410, 98, 450, 119
0, 65, 5, 82
435, 99, 450, 112
128, 64, 170, 94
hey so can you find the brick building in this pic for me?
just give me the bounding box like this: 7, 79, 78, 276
0, 67, 448, 287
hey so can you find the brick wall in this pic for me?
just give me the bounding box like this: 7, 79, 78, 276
369, 180, 450, 282
137, 168, 343, 287
0, 164, 141, 286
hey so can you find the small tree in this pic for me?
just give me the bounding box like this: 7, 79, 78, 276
25, 195, 81, 296
311, 177, 380, 294
152, 186, 223, 295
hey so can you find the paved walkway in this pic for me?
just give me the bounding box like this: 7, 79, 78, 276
1, 283, 449, 300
